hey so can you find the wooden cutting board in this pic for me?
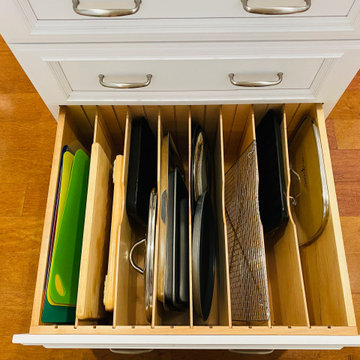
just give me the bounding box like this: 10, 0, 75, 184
103, 154, 124, 312
76, 143, 113, 319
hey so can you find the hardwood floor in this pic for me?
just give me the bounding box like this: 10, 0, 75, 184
1, 36, 360, 359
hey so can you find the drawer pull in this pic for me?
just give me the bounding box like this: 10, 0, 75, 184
229, 72, 283, 87
110, 350, 153, 354
98, 74, 152, 89
241, 0, 311, 15
72, 0, 141, 17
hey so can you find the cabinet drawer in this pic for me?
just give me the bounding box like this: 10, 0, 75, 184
61, 58, 322, 92
27, 0, 355, 20
3, 0, 360, 43
12, 103, 360, 350
10, 41, 360, 118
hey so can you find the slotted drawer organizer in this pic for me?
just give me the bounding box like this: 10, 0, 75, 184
18, 104, 356, 347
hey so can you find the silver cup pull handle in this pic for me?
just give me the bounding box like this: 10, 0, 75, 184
241, 0, 311, 15
99, 74, 152, 89
110, 349, 153, 354
229, 72, 283, 87
130, 238, 146, 274
73, 0, 141, 17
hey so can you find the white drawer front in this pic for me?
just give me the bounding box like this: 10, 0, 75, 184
12, 334, 360, 350
28, 0, 355, 20
9, 41, 360, 118
61, 58, 322, 92
3, 0, 360, 43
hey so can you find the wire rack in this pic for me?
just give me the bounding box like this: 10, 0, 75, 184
225, 141, 270, 323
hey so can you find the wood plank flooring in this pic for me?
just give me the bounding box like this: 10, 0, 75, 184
1, 36, 360, 359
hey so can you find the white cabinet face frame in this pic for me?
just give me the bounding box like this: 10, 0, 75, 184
12, 334, 360, 350
2, 0, 360, 43
9, 41, 360, 119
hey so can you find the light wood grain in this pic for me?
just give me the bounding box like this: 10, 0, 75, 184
93, 110, 114, 162
65, 106, 94, 151
28, 104, 358, 330
76, 143, 113, 320
113, 112, 148, 326
299, 104, 356, 326
222, 104, 251, 171
104, 155, 124, 312
215, 110, 232, 327
96, 106, 123, 157
285, 103, 313, 140
30, 107, 92, 327
28, 324, 357, 336
263, 106, 309, 326
113, 112, 136, 325
94, 107, 127, 313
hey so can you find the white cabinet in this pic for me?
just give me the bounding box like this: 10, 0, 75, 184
61, 58, 321, 91
2, 0, 360, 42
9, 41, 360, 118
28, 0, 356, 20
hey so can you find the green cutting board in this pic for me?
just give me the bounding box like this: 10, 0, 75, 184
42, 148, 76, 323
41, 296, 75, 324
47, 150, 74, 307
48, 149, 90, 306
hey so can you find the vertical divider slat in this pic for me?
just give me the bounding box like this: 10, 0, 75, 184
281, 106, 310, 327
218, 107, 232, 327
76, 107, 114, 322
113, 109, 138, 326
188, 108, 194, 328
152, 107, 162, 328
254, 104, 309, 326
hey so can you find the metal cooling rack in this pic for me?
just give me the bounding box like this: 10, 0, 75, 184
225, 141, 270, 322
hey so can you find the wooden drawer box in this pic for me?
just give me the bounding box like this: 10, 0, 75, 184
13, 103, 360, 350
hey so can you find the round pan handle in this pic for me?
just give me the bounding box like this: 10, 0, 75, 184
241, 0, 311, 15
73, 0, 141, 17
129, 238, 146, 274
99, 74, 152, 89
229, 72, 283, 87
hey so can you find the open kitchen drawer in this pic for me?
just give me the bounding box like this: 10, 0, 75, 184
12, 103, 360, 350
